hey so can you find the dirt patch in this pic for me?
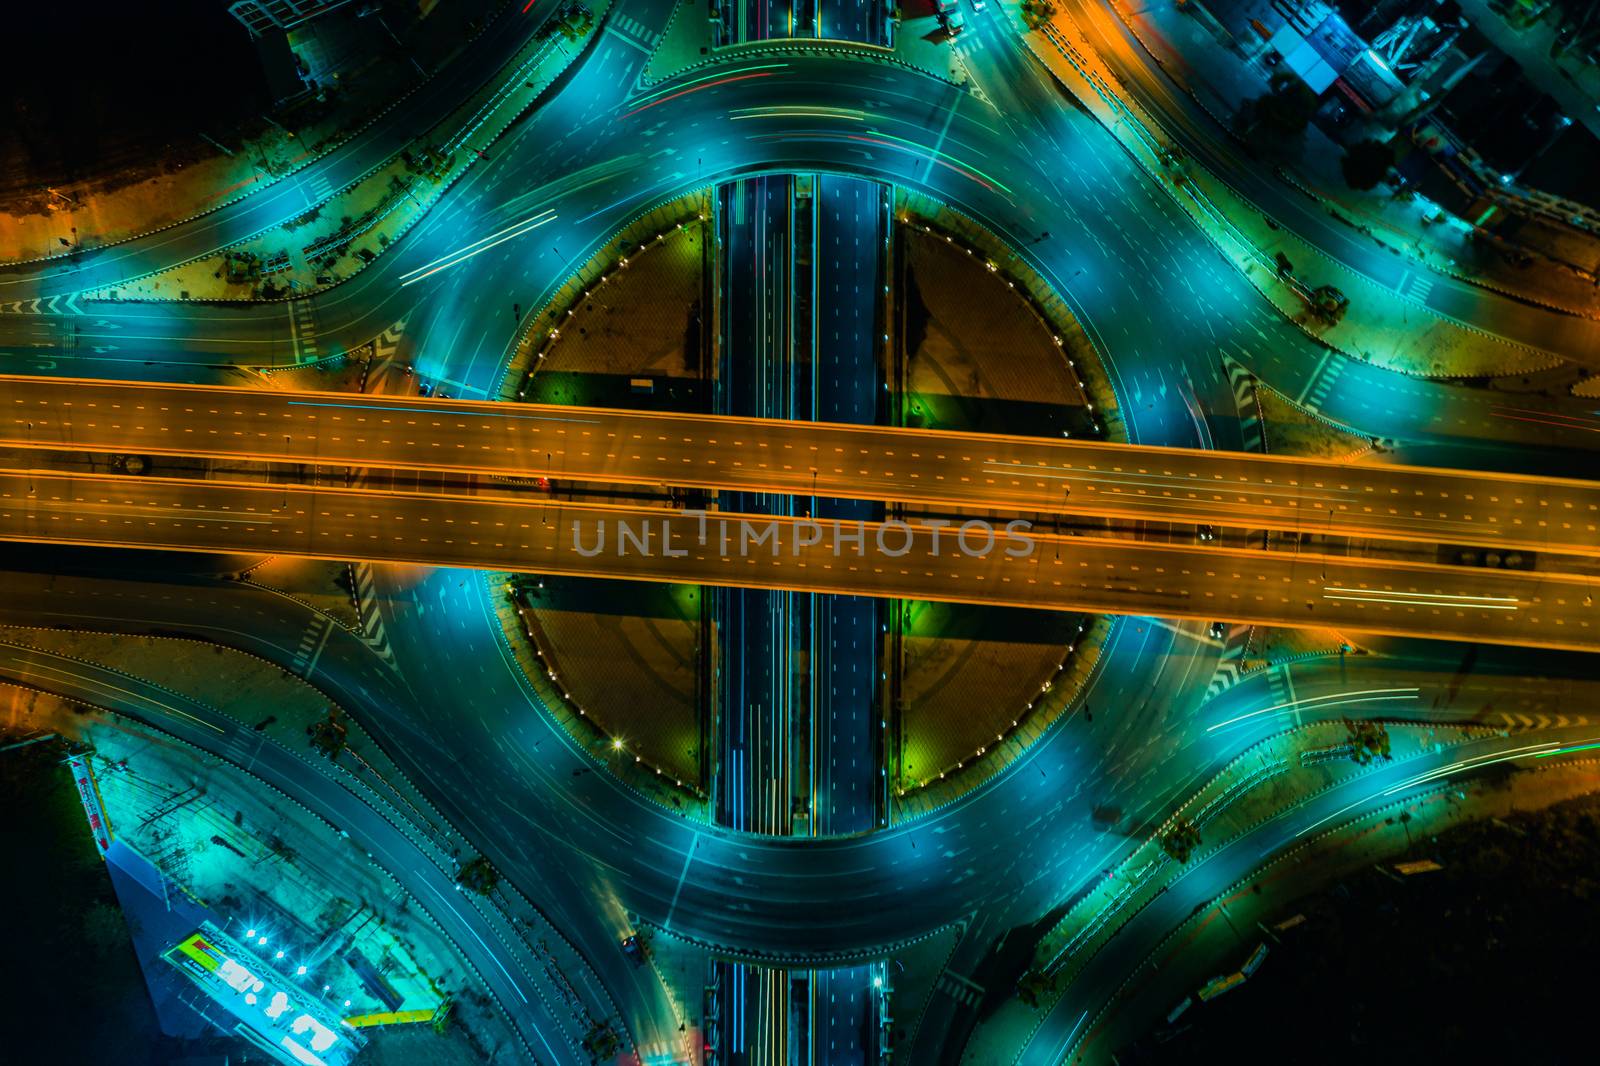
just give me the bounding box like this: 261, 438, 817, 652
516, 207, 711, 409
1258, 384, 1373, 460
901, 225, 1091, 438
519, 577, 702, 787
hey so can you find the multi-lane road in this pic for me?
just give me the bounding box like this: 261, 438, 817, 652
4, 470, 1598, 651
7, 375, 1600, 557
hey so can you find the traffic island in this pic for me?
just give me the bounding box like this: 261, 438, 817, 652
504, 194, 713, 407
495, 577, 710, 812
642, 0, 719, 85
1256, 383, 1374, 460
891, 603, 1105, 820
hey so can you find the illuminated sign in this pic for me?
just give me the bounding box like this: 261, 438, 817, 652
67, 754, 113, 855
162, 924, 360, 1066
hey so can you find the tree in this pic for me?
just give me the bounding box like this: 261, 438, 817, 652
307, 707, 348, 760
538, 1, 594, 42
1344, 717, 1392, 765
1021, 0, 1056, 30
1162, 817, 1202, 864
457, 855, 500, 896
1311, 284, 1349, 325
1253, 73, 1317, 140
1016, 969, 1058, 1008
82, 901, 128, 957
583, 1021, 621, 1058
1340, 139, 1396, 191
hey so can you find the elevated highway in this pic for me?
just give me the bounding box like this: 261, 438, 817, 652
3, 470, 1597, 652
5, 376, 1600, 557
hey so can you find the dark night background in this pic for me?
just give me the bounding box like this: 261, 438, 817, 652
1132, 790, 1600, 1064
1, 1, 268, 194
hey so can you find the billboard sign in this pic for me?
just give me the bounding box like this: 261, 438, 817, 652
163, 925, 361, 1066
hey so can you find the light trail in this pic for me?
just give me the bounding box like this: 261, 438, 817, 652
1207, 688, 1420, 732
619, 70, 784, 120
398, 209, 557, 286
1380, 741, 1563, 796
1322, 586, 1521, 611
731, 106, 866, 122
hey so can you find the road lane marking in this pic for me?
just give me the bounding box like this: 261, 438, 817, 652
0, 657, 225, 734
418, 879, 533, 1006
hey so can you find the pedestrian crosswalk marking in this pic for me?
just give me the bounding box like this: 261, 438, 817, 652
937, 971, 984, 1008
291, 615, 333, 677
1304, 359, 1343, 410
304, 171, 334, 206
288, 300, 319, 361
1395, 270, 1435, 303
608, 14, 661, 52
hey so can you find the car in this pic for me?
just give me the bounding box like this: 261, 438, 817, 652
945, 9, 966, 34
936, 0, 957, 10
417, 381, 433, 397
1196, 523, 1217, 542
1208, 621, 1226, 639
621, 934, 647, 967
971, 0, 986, 9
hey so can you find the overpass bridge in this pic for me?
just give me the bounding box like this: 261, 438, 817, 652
4, 470, 1597, 653
4, 375, 1599, 558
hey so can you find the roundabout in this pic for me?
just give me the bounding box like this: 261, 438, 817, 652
5, 2, 1600, 1063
